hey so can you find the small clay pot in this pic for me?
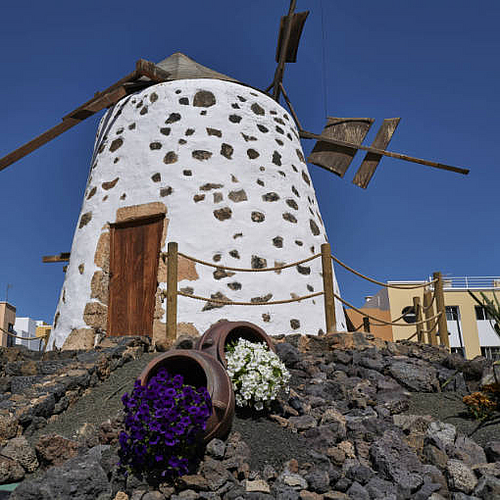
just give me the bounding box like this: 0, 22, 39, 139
196, 321, 276, 367
137, 350, 235, 443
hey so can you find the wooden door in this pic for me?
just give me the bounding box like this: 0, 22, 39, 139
107, 215, 163, 336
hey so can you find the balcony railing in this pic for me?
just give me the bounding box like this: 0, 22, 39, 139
428, 276, 500, 290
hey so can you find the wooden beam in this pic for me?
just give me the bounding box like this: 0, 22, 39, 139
0, 59, 170, 172
43, 252, 70, 263
275, 11, 309, 63
300, 129, 470, 176
352, 118, 401, 188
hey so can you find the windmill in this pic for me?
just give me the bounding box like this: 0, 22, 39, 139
0, 2, 468, 350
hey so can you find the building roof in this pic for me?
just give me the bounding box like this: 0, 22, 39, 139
155, 52, 239, 83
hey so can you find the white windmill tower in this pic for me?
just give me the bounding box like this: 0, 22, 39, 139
0, 2, 468, 350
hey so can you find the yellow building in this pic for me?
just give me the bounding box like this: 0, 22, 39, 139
0, 302, 16, 347
353, 276, 500, 360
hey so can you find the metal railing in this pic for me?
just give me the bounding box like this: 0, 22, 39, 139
427, 276, 500, 290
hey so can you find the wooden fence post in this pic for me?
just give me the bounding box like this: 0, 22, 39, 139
423, 289, 438, 345
413, 296, 423, 343
166, 241, 178, 344
321, 243, 336, 334
363, 316, 370, 333
433, 271, 450, 349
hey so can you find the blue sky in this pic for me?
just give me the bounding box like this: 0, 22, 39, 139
0, 1, 498, 323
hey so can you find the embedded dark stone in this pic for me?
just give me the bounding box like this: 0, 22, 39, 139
292, 164, 298, 172
286, 199, 299, 210
160, 186, 173, 197
256, 179, 265, 186
200, 183, 223, 191
179, 97, 189, 105
251, 211, 265, 222
241, 133, 257, 142
151, 173, 161, 182
233, 233, 243, 239
276, 126, 284, 134
183, 170, 192, 176
221, 143, 234, 159
193, 90, 216, 107
283, 114, 290, 121
247, 149, 259, 159
290, 319, 301, 330
262, 192, 280, 202
251, 255, 267, 269
163, 151, 178, 164
213, 254, 222, 262
175, 90, 182, 94
251, 294, 273, 303
231, 175, 239, 182
229, 115, 242, 123
251, 103, 265, 116
116, 128, 124, 135
302, 171, 311, 185
180, 287, 194, 295
113, 158, 119, 164
78, 263, 85, 274
232, 103, 240, 109
140, 106, 148, 115
257, 124, 268, 133
272, 236, 283, 248
272, 151, 282, 166
229, 250, 240, 259
192, 150, 212, 161
276, 139, 284, 146
295, 240, 303, 246
213, 268, 235, 280
193, 194, 205, 202
292, 186, 300, 197
178, 139, 187, 145
120, 193, 126, 200
79, 212, 92, 229
185, 128, 195, 136
87, 187, 96, 199
149, 142, 162, 150
270, 110, 277, 115
307, 284, 314, 292
260, 166, 265, 171
200, 110, 207, 115
109, 138, 123, 152
227, 282, 242, 291
102, 195, 108, 201
166, 113, 181, 124
297, 265, 311, 275
228, 190, 248, 202
128, 123, 136, 130
287, 133, 293, 140
262, 313, 271, 322
150, 92, 158, 102
296, 149, 306, 162
283, 213, 298, 223
136, 101, 143, 108
160, 127, 171, 136
213, 192, 223, 203
206, 127, 222, 137
213, 207, 232, 221
310, 219, 320, 236
274, 117, 285, 125
202, 292, 231, 311
278, 171, 286, 177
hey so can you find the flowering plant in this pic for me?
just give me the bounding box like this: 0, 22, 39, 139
225, 338, 290, 411
118, 369, 211, 479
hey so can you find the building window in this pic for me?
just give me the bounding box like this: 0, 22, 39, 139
451, 347, 465, 357
481, 346, 500, 361
446, 306, 460, 321
6, 323, 14, 347
475, 305, 494, 321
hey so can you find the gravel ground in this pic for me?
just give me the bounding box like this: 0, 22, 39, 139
406, 392, 500, 447
28, 351, 309, 473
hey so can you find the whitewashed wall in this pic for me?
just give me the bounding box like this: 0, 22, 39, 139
49, 79, 346, 349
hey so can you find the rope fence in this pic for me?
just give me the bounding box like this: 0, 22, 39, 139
160, 241, 450, 350
0, 326, 49, 352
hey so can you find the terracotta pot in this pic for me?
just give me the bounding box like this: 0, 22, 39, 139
137, 350, 234, 443
196, 321, 276, 367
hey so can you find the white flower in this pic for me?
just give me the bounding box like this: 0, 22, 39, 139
225, 338, 290, 411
